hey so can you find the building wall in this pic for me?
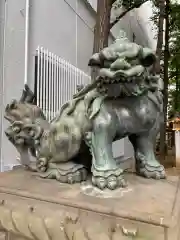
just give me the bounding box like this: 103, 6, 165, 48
0, 0, 6, 171
1, 0, 26, 169
27, 0, 96, 90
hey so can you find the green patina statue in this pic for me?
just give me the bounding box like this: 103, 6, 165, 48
4, 35, 165, 190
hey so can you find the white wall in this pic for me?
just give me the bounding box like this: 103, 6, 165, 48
0, 0, 6, 171
1, 0, 26, 168
28, 0, 95, 90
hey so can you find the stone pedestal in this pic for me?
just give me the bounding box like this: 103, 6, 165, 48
0, 169, 179, 239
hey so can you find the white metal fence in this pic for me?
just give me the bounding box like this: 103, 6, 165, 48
35, 46, 91, 121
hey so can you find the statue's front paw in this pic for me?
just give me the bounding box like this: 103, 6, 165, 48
92, 167, 126, 190
92, 175, 127, 190
36, 157, 48, 172
64, 168, 87, 184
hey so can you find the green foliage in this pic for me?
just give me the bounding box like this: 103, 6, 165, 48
149, 0, 180, 116
167, 1, 180, 115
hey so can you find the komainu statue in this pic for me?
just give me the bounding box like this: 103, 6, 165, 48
4, 35, 166, 190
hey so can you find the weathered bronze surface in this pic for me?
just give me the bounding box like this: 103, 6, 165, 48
4, 35, 165, 190
0, 169, 179, 239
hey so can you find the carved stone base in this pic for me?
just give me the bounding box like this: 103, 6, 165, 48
0, 169, 179, 239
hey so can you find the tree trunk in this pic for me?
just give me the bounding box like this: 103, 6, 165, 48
154, 0, 165, 74
91, 0, 112, 80
93, 0, 112, 53
159, 0, 170, 160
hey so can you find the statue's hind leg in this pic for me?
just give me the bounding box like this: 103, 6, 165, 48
129, 131, 166, 179
86, 106, 126, 190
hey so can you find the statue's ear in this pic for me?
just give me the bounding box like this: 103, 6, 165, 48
5, 103, 10, 112
24, 84, 36, 104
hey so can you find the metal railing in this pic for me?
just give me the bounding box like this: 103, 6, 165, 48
35, 46, 91, 121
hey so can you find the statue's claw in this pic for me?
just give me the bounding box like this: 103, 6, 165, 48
92, 175, 127, 190
91, 167, 126, 190
136, 160, 166, 180
36, 157, 48, 172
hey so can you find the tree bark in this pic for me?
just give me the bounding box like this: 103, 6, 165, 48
93, 0, 112, 54
91, 0, 112, 80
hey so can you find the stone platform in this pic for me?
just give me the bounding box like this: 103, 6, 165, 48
0, 169, 179, 239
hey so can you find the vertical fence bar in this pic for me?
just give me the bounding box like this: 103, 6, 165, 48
45, 49, 48, 118
53, 54, 55, 118
54, 55, 57, 118
48, 52, 51, 121
51, 53, 53, 120
43, 48, 46, 116
40, 47, 43, 110
62, 59, 65, 105
57, 57, 60, 112
36, 46, 40, 107
64, 60, 68, 104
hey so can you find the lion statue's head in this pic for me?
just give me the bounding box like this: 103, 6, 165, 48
88, 37, 162, 98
